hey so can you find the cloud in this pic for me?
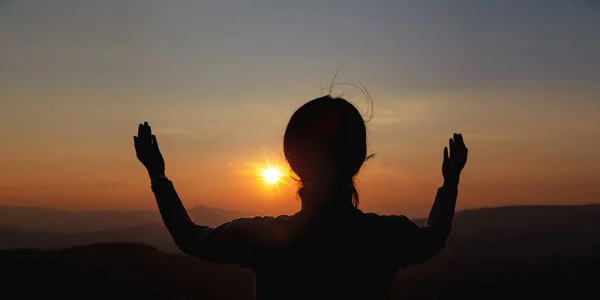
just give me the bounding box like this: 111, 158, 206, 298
153, 128, 206, 141
460, 133, 514, 142
369, 116, 405, 125
368, 108, 429, 126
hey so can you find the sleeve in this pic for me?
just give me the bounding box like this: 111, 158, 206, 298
387, 184, 458, 268
151, 178, 276, 268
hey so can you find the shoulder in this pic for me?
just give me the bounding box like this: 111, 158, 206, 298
361, 212, 419, 229
236, 214, 294, 223
221, 215, 293, 230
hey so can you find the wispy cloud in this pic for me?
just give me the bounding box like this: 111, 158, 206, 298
369, 108, 428, 126
460, 133, 514, 142
153, 128, 206, 141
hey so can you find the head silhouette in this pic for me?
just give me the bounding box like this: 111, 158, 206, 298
284, 96, 368, 209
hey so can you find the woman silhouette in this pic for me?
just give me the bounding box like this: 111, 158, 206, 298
134, 96, 468, 300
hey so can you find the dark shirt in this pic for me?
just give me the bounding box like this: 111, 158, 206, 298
151, 179, 458, 300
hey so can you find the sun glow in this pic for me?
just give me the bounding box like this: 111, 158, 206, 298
261, 167, 282, 184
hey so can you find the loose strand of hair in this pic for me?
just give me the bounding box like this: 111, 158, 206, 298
328, 65, 345, 96
355, 77, 374, 123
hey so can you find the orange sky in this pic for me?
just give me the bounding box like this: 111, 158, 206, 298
2, 83, 599, 218
1, 1, 599, 218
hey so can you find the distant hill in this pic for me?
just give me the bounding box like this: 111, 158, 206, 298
0, 223, 179, 253
2, 204, 600, 254
4, 203, 600, 234
409, 203, 600, 235
0, 205, 253, 233
451, 204, 600, 236
0, 204, 254, 253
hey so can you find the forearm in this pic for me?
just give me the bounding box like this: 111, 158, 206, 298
423, 180, 459, 243
151, 177, 193, 227
403, 182, 458, 265
406, 133, 466, 265
150, 176, 213, 252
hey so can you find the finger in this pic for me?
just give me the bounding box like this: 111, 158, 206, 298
152, 135, 160, 151
458, 134, 468, 155
457, 133, 465, 148
138, 123, 143, 138
444, 147, 449, 161
133, 136, 138, 149
449, 138, 455, 156
142, 122, 152, 142
453, 133, 459, 150
140, 123, 149, 141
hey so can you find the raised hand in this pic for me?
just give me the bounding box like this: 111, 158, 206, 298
134, 122, 165, 178
442, 133, 468, 187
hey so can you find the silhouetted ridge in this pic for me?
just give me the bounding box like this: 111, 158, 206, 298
451, 204, 600, 236
0, 205, 253, 233
0, 243, 254, 300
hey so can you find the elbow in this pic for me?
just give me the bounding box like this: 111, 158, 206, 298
429, 226, 450, 251
165, 225, 214, 258
169, 231, 210, 259
429, 230, 451, 256
412, 240, 446, 265
427, 238, 447, 259
172, 235, 208, 258
174, 238, 231, 266
414, 230, 450, 264
174, 238, 198, 256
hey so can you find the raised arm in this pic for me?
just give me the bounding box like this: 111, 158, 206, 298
393, 133, 468, 267
134, 122, 214, 255
134, 122, 269, 267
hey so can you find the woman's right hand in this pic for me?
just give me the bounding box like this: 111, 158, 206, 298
134, 122, 166, 178
442, 133, 468, 187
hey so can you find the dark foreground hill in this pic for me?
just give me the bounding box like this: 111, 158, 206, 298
1, 239, 598, 300
0, 243, 254, 300
393, 204, 600, 299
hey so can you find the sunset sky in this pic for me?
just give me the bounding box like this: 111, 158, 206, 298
1, 0, 599, 218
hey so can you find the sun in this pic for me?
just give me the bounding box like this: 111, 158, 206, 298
261, 167, 282, 184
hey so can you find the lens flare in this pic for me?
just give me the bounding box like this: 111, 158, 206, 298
261, 167, 282, 184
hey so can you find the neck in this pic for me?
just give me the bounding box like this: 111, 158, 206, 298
298, 180, 355, 214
